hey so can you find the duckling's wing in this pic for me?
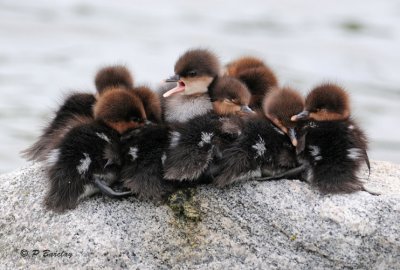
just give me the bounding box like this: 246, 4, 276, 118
121, 125, 173, 201
163, 116, 218, 181
21, 93, 95, 161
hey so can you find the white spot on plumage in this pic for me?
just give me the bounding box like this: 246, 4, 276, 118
46, 148, 60, 167
77, 153, 91, 175
252, 135, 266, 157
170, 131, 181, 148
129, 147, 139, 161
348, 148, 362, 160
198, 132, 213, 147
161, 152, 167, 165
348, 125, 354, 130
96, 132, 110, 143
309, 145, 321, 157
308, 122, 318, 128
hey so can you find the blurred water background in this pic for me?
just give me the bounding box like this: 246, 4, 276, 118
0, 0, 399, 173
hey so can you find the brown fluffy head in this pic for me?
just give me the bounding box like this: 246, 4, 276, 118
133, 86, 162, 123
264, 87, 304, 129
94, 88, 146, 134
237, 66, 278, 109
224, 56, 266, 77
95, 65, 134, 94
304, 83, 350, 121
163, 49, 220, 97
174, 49, 220, 78
237, 67, 278, 95
211, 77, 252, 116
263, 87, 304, 146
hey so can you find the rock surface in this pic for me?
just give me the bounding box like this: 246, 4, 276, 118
0, 161, 399, 269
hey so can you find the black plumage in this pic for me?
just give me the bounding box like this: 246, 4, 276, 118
22, 93, 95, 161
44, 88, 147, 212
118, 124, 178, 201
162, 77, 252, 182
162, 114, 221, 181
292, 83, 370, 194
22, 65, 134, 162
212, 115, 298, 187
45, 121, 121, 212
297, 119, 369, 193
212, 87, 304, 187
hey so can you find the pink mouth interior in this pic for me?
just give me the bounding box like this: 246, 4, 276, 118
163, 81, 186, 97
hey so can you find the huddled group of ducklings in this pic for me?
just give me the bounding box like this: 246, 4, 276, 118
23, 48, 373, 212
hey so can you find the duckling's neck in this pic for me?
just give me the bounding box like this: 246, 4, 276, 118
164, 93, 212, 123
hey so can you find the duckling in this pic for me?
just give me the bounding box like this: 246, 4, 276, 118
224, 56, 278, 110
95, 66, 162, 123
162, 77, 253, 182
22, 65, 134, 162
161, 49, 220, 123
211, 76, 253, 116
102, 77, 253, 200
44, 88, 147, 212
290, 83, 371, 194
212, 87, 304, 187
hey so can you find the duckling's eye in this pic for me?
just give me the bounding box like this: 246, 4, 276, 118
225, 98, 238, 104
131, 117, 143, 123
187, 70, 197, 77
224, 99, 233, 104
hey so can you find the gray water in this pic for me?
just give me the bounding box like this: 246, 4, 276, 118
1, 0, 399, 173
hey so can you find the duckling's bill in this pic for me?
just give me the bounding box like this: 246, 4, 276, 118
291, 111, 309, 121
163, 81, 185, 97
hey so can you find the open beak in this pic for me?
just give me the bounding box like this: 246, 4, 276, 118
287, 128, 298, 147
240, 105, 255, 114
165, 74, 180, 82
291, 111, 310, 121
163, 75, 186, 98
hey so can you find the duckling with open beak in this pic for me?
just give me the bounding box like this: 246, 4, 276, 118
162, 77, 254, 182
161, 49, 220, 123
102, 77, 255, 200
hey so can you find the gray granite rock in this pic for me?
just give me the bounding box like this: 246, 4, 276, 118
0, 161, 399, 269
